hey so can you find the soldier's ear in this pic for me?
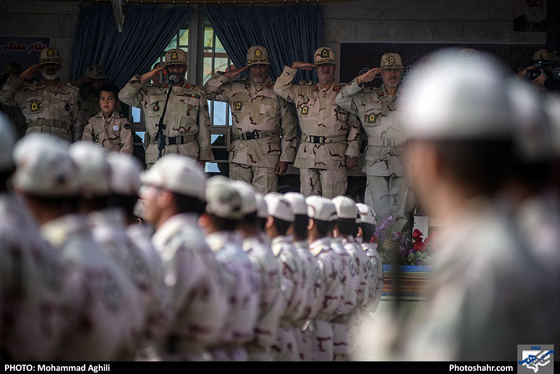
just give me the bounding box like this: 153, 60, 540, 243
265, 215, 275, 230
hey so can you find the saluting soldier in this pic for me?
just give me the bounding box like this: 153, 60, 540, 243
204, 46, 298, 194
335, 53, 415, 238
0, 47, 83, 142
119, 49, 213, 168
274, 47, 361, 198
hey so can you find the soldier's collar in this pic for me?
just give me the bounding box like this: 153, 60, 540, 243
379, 84, 402, 97
313, 80, 339, 92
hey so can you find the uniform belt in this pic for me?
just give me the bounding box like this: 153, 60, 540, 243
152, 134, 196, 145
368, 138, 407, 147
27, 119, 71, 131
233, 129, 277, 141
303, 134, 347, 144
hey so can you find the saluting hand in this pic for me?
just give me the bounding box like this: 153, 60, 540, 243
19, 64, 41, 81
356, 67, 381, 86
223, 66, 248, 79
291, 62, 316, 71
140, 64, 166, 84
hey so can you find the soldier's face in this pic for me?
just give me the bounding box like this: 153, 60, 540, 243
381, 68, 403, 88
41, 63, 60, 81
165, 63, 187, 83
140, 184, 162, 225
315, 64, 336, 83
99, 90, 118, 117
248, 64, 269, 83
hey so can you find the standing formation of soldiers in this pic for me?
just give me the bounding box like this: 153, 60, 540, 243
1, 43, 559, 362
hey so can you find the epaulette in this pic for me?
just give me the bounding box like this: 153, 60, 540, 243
363, 86, 378, 93
65, 82, 79, 91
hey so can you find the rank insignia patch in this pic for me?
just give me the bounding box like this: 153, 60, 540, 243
301, 106, 309, 115
366, 113, 377, 123
30, 101, 39, 112
233, 101, 242, 111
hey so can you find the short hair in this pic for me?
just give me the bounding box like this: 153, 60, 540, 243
292, 214, 309, 241
434, 138, 515, 197
335, 218, 356, 237
271, 216, 291, 236
107, 193, 138, 217
360, 222, 376, 243
99, 83, 120, 98
172, 192, 206, 215
208, 214, 238, 232
312, 218, 333, 238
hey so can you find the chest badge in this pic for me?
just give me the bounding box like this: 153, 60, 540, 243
113, 125, 119, 132
301, 105, 309, 115
30, 101, 39, 112
153, 102, 160, 112
366, 113, 377, 123
233, 101, 242, 111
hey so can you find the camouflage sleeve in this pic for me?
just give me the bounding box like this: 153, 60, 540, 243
345, 112, 361, 158
335, 78, 364, 116
197, 94, 214, 161
81, 119, 94, 142
273, 66, 299, 104
279, 98, 298, 163
118, 75, 148, 108
203, 72, 232, 102
0, 75, 24, 107
71, 89, 84, 142
120, 118, 134, 155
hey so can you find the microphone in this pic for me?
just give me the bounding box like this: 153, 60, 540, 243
168, 75, 178, 84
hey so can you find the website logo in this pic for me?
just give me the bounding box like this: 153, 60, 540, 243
518, 345, 554, 374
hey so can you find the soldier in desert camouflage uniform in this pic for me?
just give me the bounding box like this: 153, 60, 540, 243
82, 83, 133, 154
335, 53, 415, 237
204, 46, 298, 194
0, 114, 67, 361
0, 61, 26, 139
12, 133, 141, 361
119, 49, 213, 167
74, 65, 111, 122
304, 195, 344, 361
274, 47, 361, 198
0, 47, 83, 142
231, 181, 284, 361
140, 154, 228, 361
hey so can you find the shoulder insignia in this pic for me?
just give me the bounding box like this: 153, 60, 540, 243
298, 80, 314, 86
378, 91, 384, 97
364, 86, 377, 92
333, 85, 340, 92
312, 86, 319, 92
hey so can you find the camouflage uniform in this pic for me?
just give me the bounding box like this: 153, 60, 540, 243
304, 196, 344, 361
0, 61, 26, 138
203, 46, 298, 194
0, 48, 83, 142
78, 65, 111, 122
264, 193, 305, 361
119, 49, 213, 167
274, 47, 361, 198
82, 111, 133, 154
335, 53, 415, 235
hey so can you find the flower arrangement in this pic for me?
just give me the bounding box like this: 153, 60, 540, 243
373, 215, 439, 266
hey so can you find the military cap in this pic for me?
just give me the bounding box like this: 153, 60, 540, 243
4, 61, 22, 75
39, 47, 61, 66
0, 112, 16, 171
401, 48, 514, 141
356, 203, 376, 226
205, 175, 244, 220
165, 48, 188, 66
264, 193, 294, 223
506, 79, 553, 163
140, 153, 206, 200
85, 65, 110, 80
314, 47, 336, 65
283, 192, 308, 216
12, 133, 79, 197
332, 195, 358, 220
69, 141, 111, 198
106, 153, 143, 196
255, 193, 268, 219
247, 46, 270, 66
230, 180, 258, 216
305, 195, 337, 222
380, 53, 404, 69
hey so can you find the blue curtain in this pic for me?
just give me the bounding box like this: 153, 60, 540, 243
70, 3, 192, 89
205, 4, 323, 83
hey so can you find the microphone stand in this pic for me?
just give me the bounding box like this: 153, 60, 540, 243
156, 75, 178, 160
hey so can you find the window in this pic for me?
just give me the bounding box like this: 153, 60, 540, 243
128, 15, 233, 175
